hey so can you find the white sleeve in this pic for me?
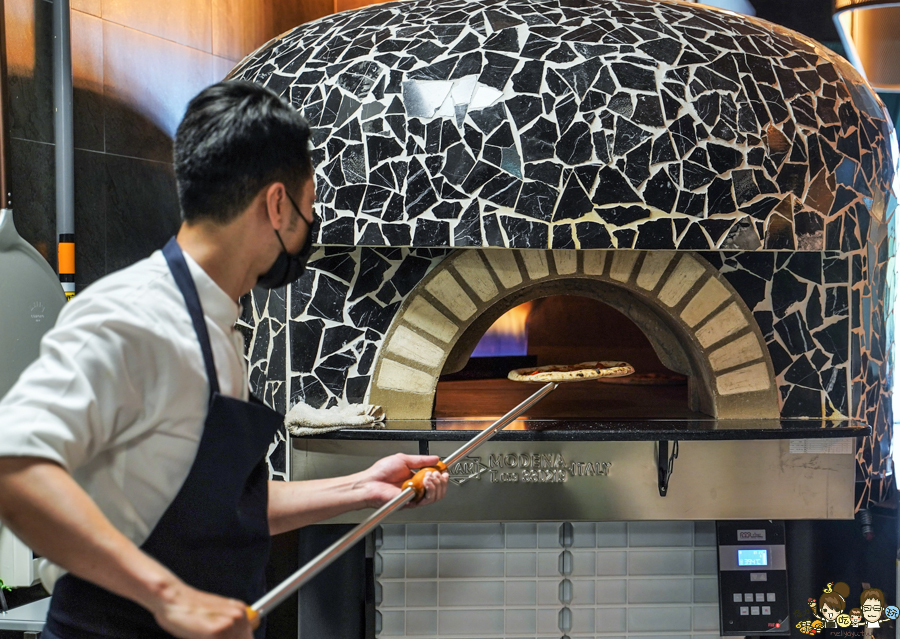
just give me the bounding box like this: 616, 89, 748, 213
0, 296, 157, 472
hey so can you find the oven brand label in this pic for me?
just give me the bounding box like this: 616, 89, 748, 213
447, 454, 612, 485
737, 529, 766, 541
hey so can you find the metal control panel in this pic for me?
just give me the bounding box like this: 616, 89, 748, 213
717, 521, 790, 635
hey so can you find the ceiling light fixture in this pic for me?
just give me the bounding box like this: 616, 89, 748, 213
833, 0, 900, 92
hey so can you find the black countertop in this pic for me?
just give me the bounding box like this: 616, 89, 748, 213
300, 419, 870, 442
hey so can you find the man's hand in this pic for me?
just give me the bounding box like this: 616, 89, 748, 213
152, 582, 253, 639
359, 453, 449, 508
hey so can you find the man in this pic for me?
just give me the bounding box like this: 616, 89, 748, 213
0, 81, 448, 639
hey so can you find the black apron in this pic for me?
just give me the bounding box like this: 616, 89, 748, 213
45, 238, 282, 638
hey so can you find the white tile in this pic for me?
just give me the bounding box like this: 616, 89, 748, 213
538, 551, 561, 577
628, 578, 693, 603
695, 302, 748, 348
596, 579, 627, 604
381, 581, 405, 607
483, 249, 522, 289
709, 333, 764, 371
572, 522, 597, 548
693, 605, 720, 631
439, 581, 504, 606
407, 523, 438, 549
573, 607, 596, 632
506, 608, 537, 634
628, 521, 694, 547
380, 552, 405, 578
439, 523, 504, 548
506, 581, 537, 605
425, 271, 477, 320
629, 550, 693, 575
596, 606, 627, 632
381, 524, 406, 550
507, 552, 537, 577
452, 250, 499, 302
716, 362, 771, 395
693, 578, 719, 603
537, 580, 560, 605
538, 522, 561, 548
694, 522, 716, 547
386, 325, 445, 369
406, 553, 437, 578
537, 608, 560, 634
583, 250, 607, 275
553, 250, 577, 275
658, 255, 704, 307
680, 278, 730, 327
505, 522, 537, 548
596, 551, 628, 576
377, 358, 433, 394
406, 581, 437, 607
569, 551, 596, 576
628, 606, 692, 631
439, 551, 504, 578
381, 610, 405, 636
597, 522, 628, 547
637, 251, 675, 290
572, 579, 595, 605
406, 610, 437, 636
694, 550, 717, 575
439, 609, 504, 635
404, 296, 458, 343
521, 250, 550, 280
610, 251, 640, 282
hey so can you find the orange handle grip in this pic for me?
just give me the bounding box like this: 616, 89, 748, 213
247, 607, 260, 630
401, 461, 447, 501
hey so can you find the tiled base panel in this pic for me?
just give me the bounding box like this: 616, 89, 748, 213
373, 521, 724, 639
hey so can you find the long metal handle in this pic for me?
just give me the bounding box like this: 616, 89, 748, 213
247, 381, 558, 625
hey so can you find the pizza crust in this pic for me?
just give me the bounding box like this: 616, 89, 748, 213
507, 361, 635, 383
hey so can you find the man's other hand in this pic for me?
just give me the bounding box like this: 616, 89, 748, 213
152, 582, 254, 639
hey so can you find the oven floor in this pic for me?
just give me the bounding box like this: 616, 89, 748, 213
433, 377, 702, 421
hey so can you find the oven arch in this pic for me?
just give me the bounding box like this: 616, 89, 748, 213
368, 249, 779, 420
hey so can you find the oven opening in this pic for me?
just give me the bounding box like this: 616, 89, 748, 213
434, 294, 705, 421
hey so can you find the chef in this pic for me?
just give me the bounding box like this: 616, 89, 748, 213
0, 80, 448, 639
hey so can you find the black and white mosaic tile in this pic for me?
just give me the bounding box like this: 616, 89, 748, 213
231, 0, 898, 505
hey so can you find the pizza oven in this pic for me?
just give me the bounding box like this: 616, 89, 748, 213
231, 0, 896, 519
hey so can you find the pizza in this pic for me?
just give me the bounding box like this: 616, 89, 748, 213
508, 361, 634, 383
597, 372, 687, 386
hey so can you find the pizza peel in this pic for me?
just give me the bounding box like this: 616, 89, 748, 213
246, 360, 633, 627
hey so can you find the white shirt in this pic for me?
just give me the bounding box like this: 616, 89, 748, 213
0, 249, 248, 546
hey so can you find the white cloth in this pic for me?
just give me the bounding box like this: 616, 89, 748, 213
285, 402, 384, 436
0, 249, 247, 548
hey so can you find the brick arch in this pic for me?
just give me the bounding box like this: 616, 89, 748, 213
368, 249, 780, 420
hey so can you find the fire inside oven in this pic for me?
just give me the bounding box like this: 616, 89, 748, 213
434, 294, 699, 422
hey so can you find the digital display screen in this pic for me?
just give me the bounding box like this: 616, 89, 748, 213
738, 549, 768, 566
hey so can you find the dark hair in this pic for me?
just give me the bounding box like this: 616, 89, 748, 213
174, 80, 313, 224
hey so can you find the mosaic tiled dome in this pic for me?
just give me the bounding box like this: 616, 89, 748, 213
231, 0, 898, 251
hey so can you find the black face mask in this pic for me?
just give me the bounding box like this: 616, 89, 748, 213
256, 191, 318, 290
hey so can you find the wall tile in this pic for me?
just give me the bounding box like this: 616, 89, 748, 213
506, 552, 537, 577
596, 579, 628, 604
406, 610, 437, 636
71, 0, 101, 17
537, 580, 560, 606
438, 610, 504, 635
538, 522, 560, 548
380, 610, 405, 636
406, 581, 437, 608
104, 154, 180, 272
73, 149, 107, 289
211, 0, 270, 62
407, 524, 438, 549
381, 524, 406, 549
9, 138, 56, 271
693, 550, 718, 576
213, 56, 237, 82
381, 581, 405, 608
103, 21, 213, 161
597, 522, 629, 547
505, 609, 537, 634
596, 551, 628, 576
628, 522, 694, 547
573, 607, 596, 633
102, 0, 212, 52
693, 578, 718, 603
439, 552, 504, 578
6, 0, 54, 143
628, 578, 693, 604
597, 606, 628, 632
505, 523, 537, 549
693, 522, 717, 547
439, 523, 504, 549
628, 551, 693, 576
572, 523, 597, 548
627, 607, 692, 632
439, 581, 504, 607
692, 605, 720, 631
506, 581, 536, 605
406, 553, 436, 579
379, 552, 405, 579
71, 10, 104, 152
536, 608, 561, 634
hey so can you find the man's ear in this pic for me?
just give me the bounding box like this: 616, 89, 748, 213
264, 182, 287, 229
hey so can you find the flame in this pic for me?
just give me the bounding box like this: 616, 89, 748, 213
470, 301, 532, 357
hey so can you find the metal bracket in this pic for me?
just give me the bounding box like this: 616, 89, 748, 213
657, 440, 679, 497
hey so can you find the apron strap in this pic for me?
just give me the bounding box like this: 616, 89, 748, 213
162, 237, 221, 400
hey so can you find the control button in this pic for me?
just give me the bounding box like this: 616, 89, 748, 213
756, 593, 765, 602
751, 606, 760, 616
740, 607, 749, 616
767, 593, 776, 602
733, 593, 743, 602
745, 593, 754, 602
762, 606, 771, 615
751, 572, 768, 582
